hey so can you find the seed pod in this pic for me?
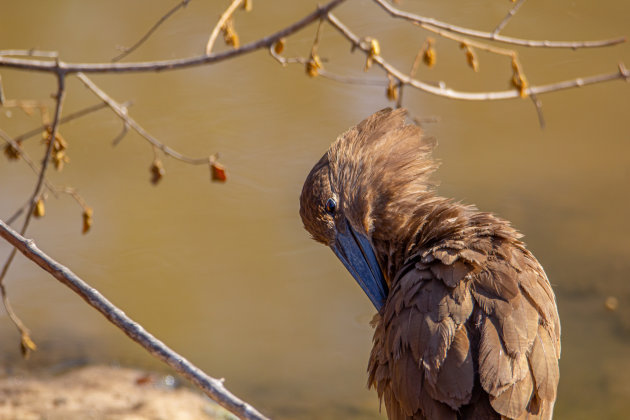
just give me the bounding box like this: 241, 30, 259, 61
3, 141, 21, 160
222, 19, 240, 49
150, 159, 165, 185
52, 150, 70, 171
460, 43, 478, 72
273, 38, 285, 55
33, 199, 45, 218
511, 55, 528, 97
369, 38, 381, 57
210, 162, 227, 182
386, 77, 398, 101
423, 38, 436, 68
364, 38, 381, 72
306, 54, 322, 78
82, 207, 93, 234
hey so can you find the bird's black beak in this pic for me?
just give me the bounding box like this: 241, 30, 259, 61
331, 219, 388, 311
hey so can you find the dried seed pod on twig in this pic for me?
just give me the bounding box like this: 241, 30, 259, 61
460, 42, 479, 72
33, 199, 45, 218
423, 37, 436, 68
511, 54, 529, 97
150, 158, 165, 185
82, 207, 93, 234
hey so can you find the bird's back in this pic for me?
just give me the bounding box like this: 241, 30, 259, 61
368, 207, 560, 420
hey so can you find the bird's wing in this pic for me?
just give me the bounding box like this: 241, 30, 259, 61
464, 236, 560, 419
368, 236, 560, 420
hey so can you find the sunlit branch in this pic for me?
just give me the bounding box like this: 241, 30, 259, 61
371, 0, 626, 48
0, 0, 347, 75
325, 12, 629, 101
0, 219, 270, 420
75, 72, 212, 165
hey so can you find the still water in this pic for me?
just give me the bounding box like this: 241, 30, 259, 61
1, 1, 629, 418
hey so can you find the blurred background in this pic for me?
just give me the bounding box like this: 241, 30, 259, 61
1, 1, 629, 418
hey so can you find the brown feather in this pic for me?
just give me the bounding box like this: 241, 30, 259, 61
528, 324, 560, 402
489, 372, 534, 418
428, 326, 474, 409
479, 316, 528, 396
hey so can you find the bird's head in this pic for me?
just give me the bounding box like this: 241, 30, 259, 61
300, 108, 438, 310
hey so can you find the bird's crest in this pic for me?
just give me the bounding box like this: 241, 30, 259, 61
327, 108, 439, 237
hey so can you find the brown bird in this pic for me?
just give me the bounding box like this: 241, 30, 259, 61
299, 109, 560, 419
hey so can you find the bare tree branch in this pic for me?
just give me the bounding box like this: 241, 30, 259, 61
371, 0, 626, 48
12, 102, 109, 144
0, 219, 270, 420
0, 0, 347, 74
325, 12, 629, 101
0, 49, 59, 58
75, 72, 212, 165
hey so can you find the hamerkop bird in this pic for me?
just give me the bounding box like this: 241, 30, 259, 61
299, 108, 560, 419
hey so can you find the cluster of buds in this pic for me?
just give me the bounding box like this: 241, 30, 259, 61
364, 38, 381, 71
3, 140, 21, 160
222, 18, 239, 49
306, 53, 323, 78
386, 75, 398, 101
511, 55, 528, 97
43, 127, 70, 171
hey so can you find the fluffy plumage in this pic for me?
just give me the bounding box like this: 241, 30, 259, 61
300, 108, 560, 419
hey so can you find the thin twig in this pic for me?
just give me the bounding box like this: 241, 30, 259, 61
0, 66, 66, 357
419, 23, 515, 57
0, 49, 59, 58
269, 46, 388, 86
529, 93, 546, 129
0, 0, 348, 74
0, 219, 270, 420
371, 0, 626, 48
0, 128, 59, 197
12, 102, 109, 144
493, 0, 527, 36
112, 0, 191, 62
325, 13, 630, 101
206, 0, 244, 54
76, 72, 212, 164
4, 199, 30, 226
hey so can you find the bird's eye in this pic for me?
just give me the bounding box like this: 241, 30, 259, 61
325, 198, 337, 215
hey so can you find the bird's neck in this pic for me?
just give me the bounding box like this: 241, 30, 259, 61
370, 195, 475, 285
